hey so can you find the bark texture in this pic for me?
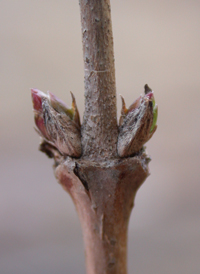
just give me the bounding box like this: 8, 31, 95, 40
79, 0, 118, 160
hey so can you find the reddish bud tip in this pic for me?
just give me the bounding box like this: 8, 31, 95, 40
31, 89, 47, 112
145, 91, 154, 100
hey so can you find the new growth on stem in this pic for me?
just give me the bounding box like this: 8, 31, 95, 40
117, 84, 158, 157
31, 84, 158, 160
30, 1, 158, 273
31, 89, 81, 157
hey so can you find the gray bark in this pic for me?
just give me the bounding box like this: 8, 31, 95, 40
79, 0, 118, 160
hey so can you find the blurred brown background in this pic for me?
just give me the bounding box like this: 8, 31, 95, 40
1, 1, 200, 273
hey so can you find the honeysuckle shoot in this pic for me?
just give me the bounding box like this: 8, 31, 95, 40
31, 89, 82, 157
117, 85, 158, 157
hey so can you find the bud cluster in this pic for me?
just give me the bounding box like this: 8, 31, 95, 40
31, 84, 157, 159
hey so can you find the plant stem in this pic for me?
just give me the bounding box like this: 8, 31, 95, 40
55, 156, 149, 274
79, 0, 118, 160
35, 1, 152, 273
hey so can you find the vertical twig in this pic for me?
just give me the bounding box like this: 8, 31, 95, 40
79, 0, 118, 160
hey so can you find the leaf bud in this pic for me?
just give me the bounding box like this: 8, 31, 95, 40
117, 85, 158, 157
31, 89, 82, 157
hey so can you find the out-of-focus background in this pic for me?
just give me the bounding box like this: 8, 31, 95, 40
1, 0, 200, 273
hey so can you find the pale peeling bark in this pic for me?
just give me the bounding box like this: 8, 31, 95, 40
31, 1, 156, 274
